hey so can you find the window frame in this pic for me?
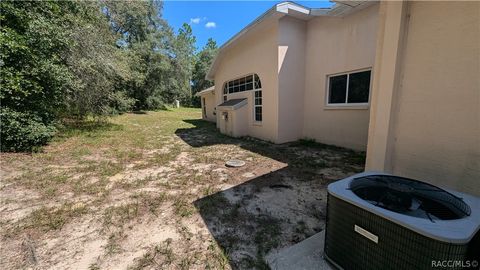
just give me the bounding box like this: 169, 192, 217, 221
222, 73, 260, 97
222, 73, 263, 124
325, 68, 372, 107
253, 89, 262, 124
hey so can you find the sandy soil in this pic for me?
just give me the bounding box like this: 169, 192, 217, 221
0, 110, 364, 269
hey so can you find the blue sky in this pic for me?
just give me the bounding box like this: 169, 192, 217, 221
162, 1, 333, 51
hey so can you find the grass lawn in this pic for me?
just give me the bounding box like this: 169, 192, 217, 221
0, 108, 365, 269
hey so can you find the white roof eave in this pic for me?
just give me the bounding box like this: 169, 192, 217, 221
194, 86, 215, 97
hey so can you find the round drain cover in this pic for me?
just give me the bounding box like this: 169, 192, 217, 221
225, 159, 245, 167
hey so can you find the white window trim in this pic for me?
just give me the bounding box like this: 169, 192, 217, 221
325, 68, 372, 107
222, 73, 261, 100
253, 89, 263, 124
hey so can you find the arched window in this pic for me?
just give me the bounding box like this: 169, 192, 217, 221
222, 74, 262, 122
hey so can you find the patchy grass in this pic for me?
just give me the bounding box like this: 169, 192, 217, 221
16, 203, 88, 233
0, 108, 365, 269
173, 196, 196, 218
103, 192, 168, 229
104, 231, 124, 256
129, 238, 174, 270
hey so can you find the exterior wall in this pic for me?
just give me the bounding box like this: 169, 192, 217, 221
302, 4, 379, 151
216, 106, 248, 138
366, 1, 480, 195
214, 20, 279, 142
277, 16, 306, 143
365, 1, 407, 171
200, 91, 216, 122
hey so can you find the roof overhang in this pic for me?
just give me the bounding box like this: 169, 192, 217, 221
195, 86, 215, 97
206, 1, 377, 80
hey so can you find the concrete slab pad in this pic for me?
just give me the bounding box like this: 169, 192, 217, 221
266, 231, 333, 270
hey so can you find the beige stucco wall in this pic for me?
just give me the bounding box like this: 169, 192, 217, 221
366, 1, 480, 195
302, 4, 379, 151
216, 106, 248, 138
214, 19, 279, 142
200, 91, 216, 122
277, 16, 306, 143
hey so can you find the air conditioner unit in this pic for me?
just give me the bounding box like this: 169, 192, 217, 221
324, 172, 480, 270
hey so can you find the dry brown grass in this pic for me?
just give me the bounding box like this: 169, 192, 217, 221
0, 108, 365, 269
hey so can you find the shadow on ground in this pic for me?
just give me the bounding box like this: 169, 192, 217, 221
176, 119, 365, 269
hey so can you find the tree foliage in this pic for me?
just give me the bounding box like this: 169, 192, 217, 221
191, 38, 218, 106
64, 1, 135, 118
0, 0, 217, 151
1, 1, 76, 122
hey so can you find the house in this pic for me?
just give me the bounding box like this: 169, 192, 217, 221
195, 86, 216, 122
200, 1, 378, 150
198, 1, 480, 196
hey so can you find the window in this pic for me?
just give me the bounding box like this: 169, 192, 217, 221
223, 84, 228, 101
254, 90, 262, 122
327, 70, 371, 105
223, 74, 260, 95
222, 74, 263, 123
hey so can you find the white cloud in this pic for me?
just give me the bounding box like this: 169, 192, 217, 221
190, 17, 201, 24
205, 22, 216, 28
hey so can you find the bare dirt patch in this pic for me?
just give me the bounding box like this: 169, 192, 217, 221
0, 109, 364, 269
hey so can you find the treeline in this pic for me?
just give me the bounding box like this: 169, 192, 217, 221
0, 0, 217, 151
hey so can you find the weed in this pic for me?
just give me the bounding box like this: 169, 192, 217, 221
129, 238, 174, 270
18, 203, 88, 233
103, 202, 139, 228
88, 263, 100, 270
295, 220, 308, 235
195, 193, 230, 218
173, 196, 195, 218
76, 160, 124, 177
104, 231, 125, 255
254, 216, 281, 256
205, 241, 229, 270
202, 185, 219, 196
130, 192, 167, 215
11, 170, 69, 198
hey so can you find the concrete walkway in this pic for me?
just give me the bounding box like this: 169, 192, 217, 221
266, 231, 333, 270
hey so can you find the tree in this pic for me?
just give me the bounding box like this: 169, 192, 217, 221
191, 38, 218, 107
171, 23, 196, 105
0, 1, 76, 122
102, 0, 163, 46
0, 1, 135, 151
102, 1, 198, 108
64, 1, 135, 118
1, 0, 215, 151
0, 1, 77, 151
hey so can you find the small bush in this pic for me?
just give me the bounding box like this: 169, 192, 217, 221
0, 108, 56, 152
146, 95, 166, 110
109, 91, 136, 115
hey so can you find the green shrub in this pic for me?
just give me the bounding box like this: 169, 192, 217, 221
0, 108, 56, 152
109, 91, 136, 115
146, 95, 165, 110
